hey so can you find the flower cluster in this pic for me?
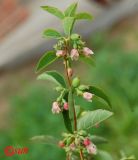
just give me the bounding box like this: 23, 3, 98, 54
52, 101, 69, 114
58, 130, 97, 158
54, 34, 94, 61
52, 78, 94, 114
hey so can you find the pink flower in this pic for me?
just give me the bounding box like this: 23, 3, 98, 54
83, 138, 91, 146
63, 102, 69, 110
56, 50, 66, 57
52, 102, 61, 114
86, 143, 97, 155
83, 47, 94, 56
70, 49, 79, 60
83, 92, 94, 101
67, 68, 73, 77
58, 141, 65, 148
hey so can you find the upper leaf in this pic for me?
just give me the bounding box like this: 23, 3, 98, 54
64, 2, 78, 17
87, 86, 112, 107
30, 135, 58, 145
36, 51, 58, 72
78, 109, 113, 130
75, 12, 93, 20
63, 17, 75, 35
37, 71, 66, 88
41, 6, 64, 19
80, 55, 95, 67
43, 29, 62, 39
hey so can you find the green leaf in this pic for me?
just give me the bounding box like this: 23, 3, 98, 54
62, 110, 73, 133
80, 55, 95, 67
35, 51, 58, 72
30, 135, 58, 146
75, 12, 93, 20
90, 135, 108, 144
37, 71, 66, 88
41, 6, 64, 19
97, 150, 113, 160
68, 90, 74, 121
63, 17, 75, 35
43, 29, 62, 39
87, 86, 112, 107
75, 105, 81, 118
78, 109, 113, 130
64, 3, 78, 17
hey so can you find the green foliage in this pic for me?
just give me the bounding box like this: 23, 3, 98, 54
80, 55, 95, 67
78, 109, 113, 130
90, 135, 108, 144
43, 29, 62, 39
75, 12, 93, 20
68, 89, 74, 121
2, 31, 137, 160
30, 135, 59, 146
36, 51, 58, 72
37, 71, 66, 88
64, 3, 78, 17
62, 110, 73, 133
41, 6, 64, 19
87, 86, 112, 107
63, 17, 75, 35
96, 150, 113, 160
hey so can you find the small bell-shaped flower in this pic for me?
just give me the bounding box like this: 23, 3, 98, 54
56, 50, 66, 57
86, 143, 97, 155
83, 92, 94, 102
70, 49, 79, 61
52, 102, 61, 114
83, 47, 94, 56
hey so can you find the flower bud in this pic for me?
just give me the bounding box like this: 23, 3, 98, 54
72, 77, 80, 88
86, 143, 97, 155
70, 49, 79, 61
67, 68, 73, 77
56, 50, 66, 57
71, 34, 80, 40
83, 47, 94, 56
78, 85, 89, 91
52, 102, 61, 114
58, 141, 65, 148
83, 92, 94, 101
63, 102, 69, 110
83, 138, 91, 146
79, 130, 88, 136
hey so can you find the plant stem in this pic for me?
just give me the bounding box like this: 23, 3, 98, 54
80, 150, 84, 160
66, 154, 70, 160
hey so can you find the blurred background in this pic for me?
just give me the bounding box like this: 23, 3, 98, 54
0, 0, 138, 159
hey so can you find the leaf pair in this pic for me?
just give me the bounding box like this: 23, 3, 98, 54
41, 3, 93, 20
41, 3, 93, 37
